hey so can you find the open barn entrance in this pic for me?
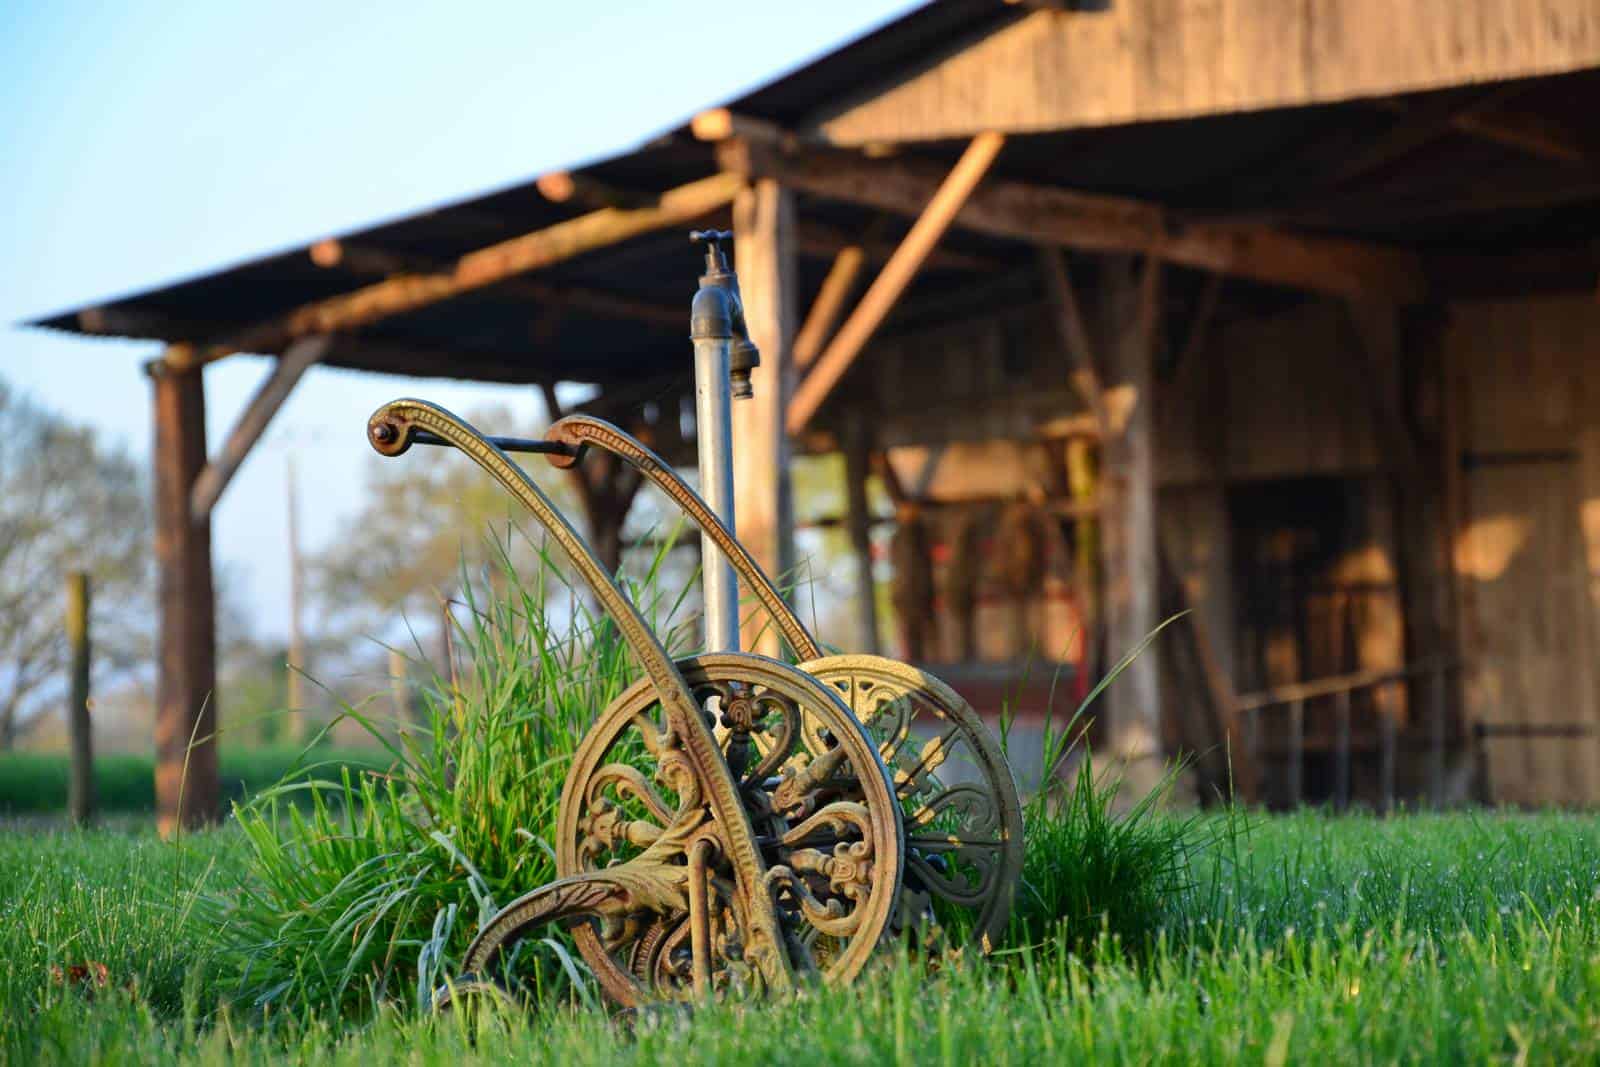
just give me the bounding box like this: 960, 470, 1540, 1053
1229, 476, 1407, 809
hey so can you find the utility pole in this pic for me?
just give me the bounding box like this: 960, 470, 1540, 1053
286, 454, 306, 740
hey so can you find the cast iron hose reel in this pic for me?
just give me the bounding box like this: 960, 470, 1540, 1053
360, 236, 1023, 1008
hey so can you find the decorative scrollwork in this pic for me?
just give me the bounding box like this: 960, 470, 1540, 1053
558, 655, 904, 1001
802, 656, 1025, 949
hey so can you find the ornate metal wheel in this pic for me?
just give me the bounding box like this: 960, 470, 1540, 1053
463, 653, 904, 1006
800, 655, 1024, 951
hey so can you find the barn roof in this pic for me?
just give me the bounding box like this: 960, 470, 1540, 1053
28, 1, 1600, 388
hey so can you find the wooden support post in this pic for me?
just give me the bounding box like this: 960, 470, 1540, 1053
189, 335, 329, 521
1347, 301, 1462, 799
843, 417, 881, 654
148, 354, 219, 833
1099, 255, 1165, 788
66, 572, 94, 827
732, 179, 798, 656
786, 132, 1006, 434
1335, 687, 1352, 811
1287, 698, 1305, 808
1038, 246, 1107, 430
1429, 663, 1447, 807
1381, 688, 1399, 814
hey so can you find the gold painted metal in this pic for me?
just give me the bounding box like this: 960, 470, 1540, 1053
554, 654, 903, 1001
544, 413, 1024, 950
368, 399, 903, 1010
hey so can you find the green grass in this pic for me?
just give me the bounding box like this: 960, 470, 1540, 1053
0, 746, 386, 815
4, 813, 1599, 1064
6, 543, 1596, 1062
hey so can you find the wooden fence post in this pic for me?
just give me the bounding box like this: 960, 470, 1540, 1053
66, 572, 94, 826
389, 647, 412, 722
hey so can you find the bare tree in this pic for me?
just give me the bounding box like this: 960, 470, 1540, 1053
0, 380, 151, 747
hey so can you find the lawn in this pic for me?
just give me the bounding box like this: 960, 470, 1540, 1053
5, 810, 1598, 1065
0, 747, 386, 816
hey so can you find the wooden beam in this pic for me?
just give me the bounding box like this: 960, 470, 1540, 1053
732, 179, 799, 656
799, 218, 1000, 273
1369, 92, 1591, 166
724, 140, 1425, 302
692, 108, 797, 149
793, 244, 867, 371
1451, 108, 1591, 165
1037, 246, 1106, 431
307, 239, 685, 327
1324, 86, 1524, 192
530, 168, 1000, 273
536, 170, 660, 210
214, 171, 739, 358
1285, 171, 1600, 230
148, 355, 219, 834
189, 336, 329, 521
786, 133, 1007, 434
873, 449, 909, 507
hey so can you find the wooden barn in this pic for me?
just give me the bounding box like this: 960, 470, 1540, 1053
33, 0, 1600, 827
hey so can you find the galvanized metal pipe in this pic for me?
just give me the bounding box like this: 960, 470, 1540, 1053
694, 333, 740, 651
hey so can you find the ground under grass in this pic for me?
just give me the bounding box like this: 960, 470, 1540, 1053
5, 810, 1598, 1064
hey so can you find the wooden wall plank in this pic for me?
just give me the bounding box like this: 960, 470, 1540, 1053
1448, 294, 1600, 805
810, 2, 1600, 145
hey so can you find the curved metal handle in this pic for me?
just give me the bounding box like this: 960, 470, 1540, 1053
366, 398, 794, 993
544, 413, 824, 661
368, 399, 695, 714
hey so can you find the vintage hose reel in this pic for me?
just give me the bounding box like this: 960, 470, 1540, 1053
360, 234, 1022, 1009
370, 399, 905, 1006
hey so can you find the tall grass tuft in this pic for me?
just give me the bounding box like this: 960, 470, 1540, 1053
1004, 619, 1206, 959
208, 526, 694, 1019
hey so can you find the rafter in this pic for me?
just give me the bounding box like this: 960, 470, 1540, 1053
307, 239, 684, 327
787, 133, 1007, 434
209, 171, 740, 359
794, 245, 867, 372
719, 136, 1425, 302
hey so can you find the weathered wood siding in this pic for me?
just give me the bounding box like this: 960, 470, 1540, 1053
858, 287, 1600, 805
811, 2, 1600, 145
1448, 294, 1600, 805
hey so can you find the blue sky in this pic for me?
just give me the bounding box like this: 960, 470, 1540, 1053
1, 1, 915, 639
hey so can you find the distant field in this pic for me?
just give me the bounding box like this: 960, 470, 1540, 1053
0, 747, 387, 815
4, 811, 1598, 1064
